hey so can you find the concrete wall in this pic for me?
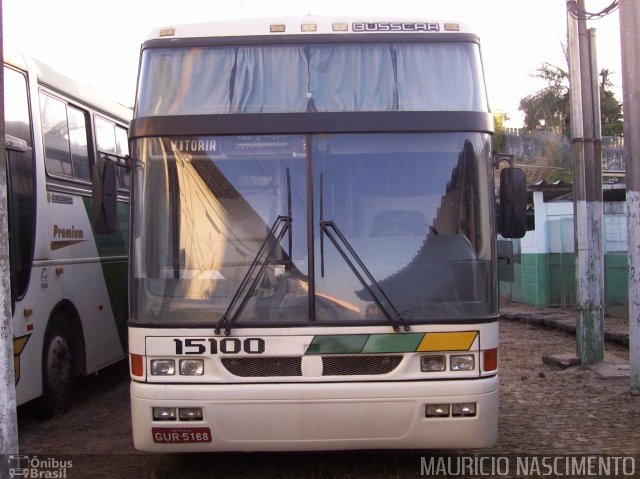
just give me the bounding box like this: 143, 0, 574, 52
502, 130, 625, 172
500, 193, 629, 308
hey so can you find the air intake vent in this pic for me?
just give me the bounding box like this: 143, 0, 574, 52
221, 357, 302, 377
322, 355, 402, 376
221, 355, 403, 377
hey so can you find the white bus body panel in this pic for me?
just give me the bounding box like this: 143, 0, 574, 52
131, 377, 497, 451
13, 192, 127, 406
129, 322, 498, 451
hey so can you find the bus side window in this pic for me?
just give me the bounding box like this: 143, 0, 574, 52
115, 125, 130, 189
40, 93, 90, 181
96, 116, 129, 190
41, 94, 73, 176
68, 106, 90, 181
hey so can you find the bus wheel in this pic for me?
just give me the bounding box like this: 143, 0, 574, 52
34, 317, 75, 418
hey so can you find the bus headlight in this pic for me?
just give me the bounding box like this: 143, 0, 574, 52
452, 403, 476, 417
150, 359, 176, 376
179, 407, 203, 421
425, 404, 450, 417
450, 354, 475, 371
420, 355, 445, 372
180, 359, 204, 376
153, 407, 177, 420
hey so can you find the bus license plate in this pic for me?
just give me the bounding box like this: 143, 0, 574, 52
152, 427, 212, 443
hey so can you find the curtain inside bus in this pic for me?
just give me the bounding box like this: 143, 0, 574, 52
135, 43, 488, 116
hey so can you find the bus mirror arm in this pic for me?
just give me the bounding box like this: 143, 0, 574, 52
91, 157, 118, 234
494, 153, 527, 239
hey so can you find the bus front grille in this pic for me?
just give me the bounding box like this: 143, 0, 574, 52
221, 355, 402, 377
322, 355, 402, 376
221, 357, 302, 377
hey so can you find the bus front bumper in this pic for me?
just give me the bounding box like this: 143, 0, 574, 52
131, 376, 498, 452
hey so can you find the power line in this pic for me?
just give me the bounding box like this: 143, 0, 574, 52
567, 0, 619, 20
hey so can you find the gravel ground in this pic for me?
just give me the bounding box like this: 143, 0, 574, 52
15, 317, 640, 478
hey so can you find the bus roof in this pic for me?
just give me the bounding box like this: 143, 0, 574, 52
145, 15, 475, 41
5, 51, 132, 123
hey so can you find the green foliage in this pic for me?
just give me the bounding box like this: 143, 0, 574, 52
519, 63, 570, 135
519, 59, 623, 137
493, 110, 509, 152
600, 69, 624, 136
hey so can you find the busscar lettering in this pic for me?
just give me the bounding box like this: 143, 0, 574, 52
352, 22, 440, 32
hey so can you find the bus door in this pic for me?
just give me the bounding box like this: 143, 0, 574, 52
5, 135, 36, 315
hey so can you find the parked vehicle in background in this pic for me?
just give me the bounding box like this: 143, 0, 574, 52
5, 53, 131, 417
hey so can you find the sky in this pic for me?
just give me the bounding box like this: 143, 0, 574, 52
3, 0, 623, 127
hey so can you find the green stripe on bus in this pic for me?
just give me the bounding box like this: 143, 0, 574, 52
82, 197, 129, 350
361, 333, 424, 353
81, 197, 129, 257
305, 335, 369, 354
305, 332, 480, 355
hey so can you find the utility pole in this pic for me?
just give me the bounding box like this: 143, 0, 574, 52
567, 5, 586, 363
619, 0, 640, 394
589, 29, 603, 248
0, 0, 20, 469
567, 0, 604, 365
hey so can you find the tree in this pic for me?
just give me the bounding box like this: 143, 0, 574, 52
493, 110, 509, 152
519, 55, 623, 137
599, 69, 624, 136
519, 62, 570, 134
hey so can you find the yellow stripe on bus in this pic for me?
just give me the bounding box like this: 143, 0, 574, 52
417, 331, 478, 352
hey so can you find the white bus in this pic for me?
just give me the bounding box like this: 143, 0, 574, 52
126, 16, 526, 451
5, 54, 132, 417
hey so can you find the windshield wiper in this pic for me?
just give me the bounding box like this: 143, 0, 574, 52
320, 221, 410, 332
319, 174, 409, 333
215, 169, 292, 336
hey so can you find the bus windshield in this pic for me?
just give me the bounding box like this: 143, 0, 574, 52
135, 42, 488, 116
130, 132, 496, 326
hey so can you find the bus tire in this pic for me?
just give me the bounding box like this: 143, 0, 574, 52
33, 315, 76, 418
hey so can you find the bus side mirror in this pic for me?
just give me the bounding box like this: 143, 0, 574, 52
498, 167, 527, 239
92, 158, 117, 234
